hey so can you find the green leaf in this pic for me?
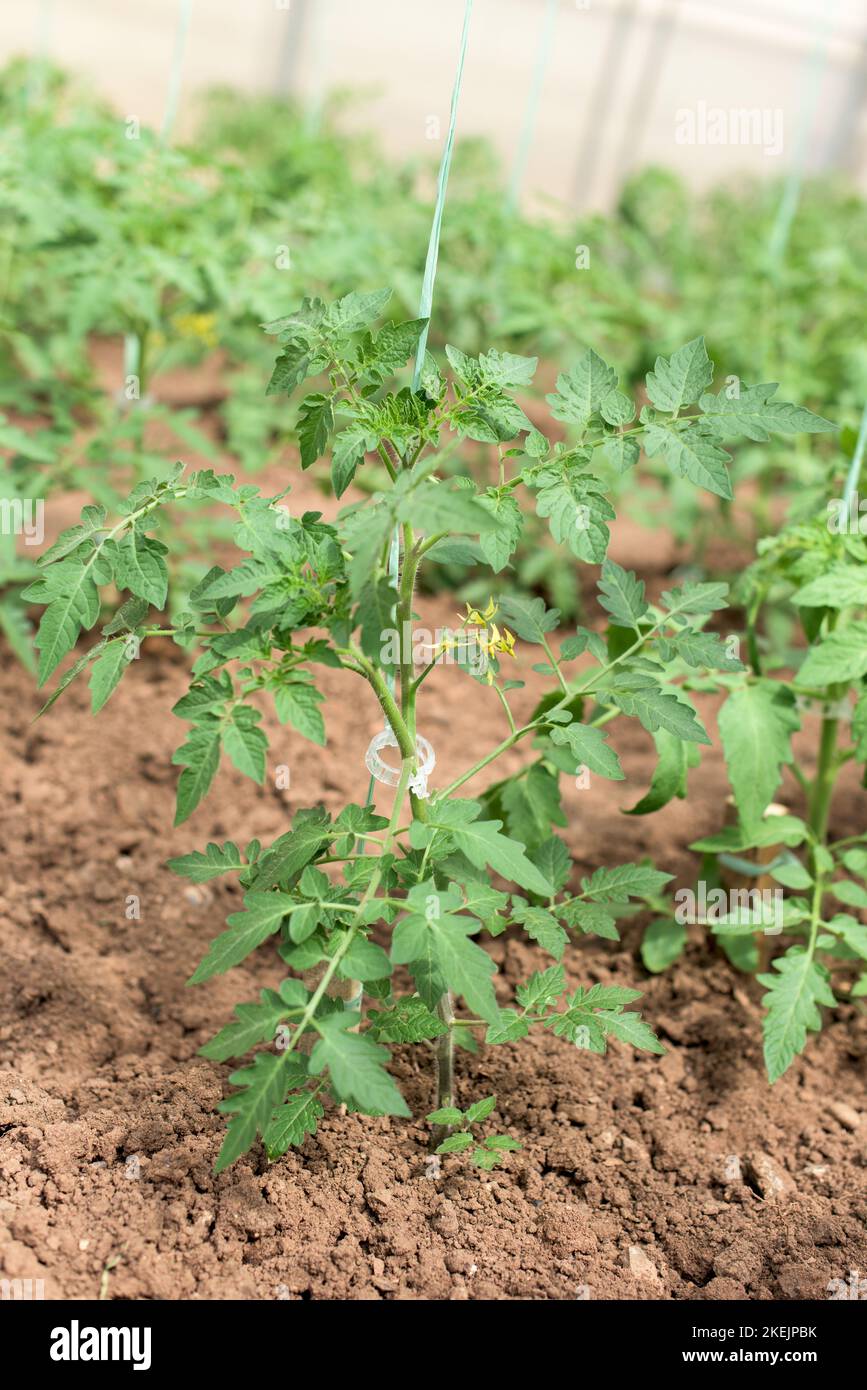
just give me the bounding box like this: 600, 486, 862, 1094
398, 480, 497, 537
625, 727, 688, 815
297, 393, 334, 468
658, 629, 744, 672
102, 595, 149, 636
188, 891, 294, 984
357, 576, 397, 664
547, 349, 618, 428
825, 914, 867, 961
89, 639, 134, 712
485, 1009, 530, 1044
501, 765, 566, 851
646, 337, 713, 412
436, 1132, 474, 1154
597, 559, 648, 627
660, 580, 729, 615
168, 840, 247, 882
559, 900, 619, 940
759, 948, 835, 1083
200, 988, 302, 1062
426, 1106, 464, 1126
698, 382, 836, 442
222, 706, 268, 784
799, 622, 867, 686
273, 681, 326, 745
600, 388, 635, 426
549, 721, 624, 780
465, 1094, 496, 1124
479, 492, 523, 572
641, 918, 687, 973
368, 997, 446, 1043
330, 424, 370, 497
717, 683, 799, 833
598, 1009, 665, 1054
829, 879, 867, 909
265, 339, 313, 396
429, 801, 553, 896
531, 837, 571, 895
340, 935, 392, 981
114, 531, 168, 608
36, 504, 106, 566
392, 886, 499, 1023
34, 564, 101, 684
579, 863, 673, 900
643, 422, 733, 500
324, 287, 392, 331
793, 567, 867, 609
533, 464, 614, 563
496, 594, 559, 644
309, 1013, 410, 1115
516, 964, 566, 1011
251, 809, 334, 890
264, 1091, 324, 1158
512, 904, 568, 959
173, 723, 222, 825
215, 1052, 290, 1172
601, 675, 709, 744
34, 642, 105, 718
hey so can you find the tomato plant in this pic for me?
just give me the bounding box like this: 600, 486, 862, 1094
27, 287, 835, 1169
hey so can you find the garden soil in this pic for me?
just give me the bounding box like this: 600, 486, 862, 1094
1, 380, 866, 1301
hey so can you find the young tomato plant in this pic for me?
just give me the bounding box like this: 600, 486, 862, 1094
679, 486, 866, 1082
28, 291, 831, 1169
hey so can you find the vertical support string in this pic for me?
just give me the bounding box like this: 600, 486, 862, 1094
363, 0, 474, 813
505, 0, 558, 214
160, 0, 194, 146
766, 3, 839, 276
842, 401, 867, 514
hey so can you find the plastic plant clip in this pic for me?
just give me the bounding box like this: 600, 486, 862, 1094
365, 727, 436, 799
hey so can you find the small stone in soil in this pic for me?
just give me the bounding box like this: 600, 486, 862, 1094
627, 1246, 661, 1282
743, 1151, 791, 1200
826, 1101, 860, 1132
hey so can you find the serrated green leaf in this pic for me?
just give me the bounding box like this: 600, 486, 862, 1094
189, 891, 294, 984
89, 639, 134, 712
264, 1091, 324, 1158
549, 721, 624, 780
698, 382, 836, 442
759, 948, 835, 1083
718, 683, 799, 833
597, 558, 647, 628
646, 337, 713, 412
799, 622, 867, 686
309, 1012, 410, 1116
547, 349, 618, 428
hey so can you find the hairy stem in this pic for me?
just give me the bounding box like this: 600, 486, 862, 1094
431, 991, 456, 1149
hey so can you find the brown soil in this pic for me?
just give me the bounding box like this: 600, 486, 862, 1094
1, 370, 866, 1301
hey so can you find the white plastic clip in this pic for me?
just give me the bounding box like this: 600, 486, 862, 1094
364, 727, 435, 799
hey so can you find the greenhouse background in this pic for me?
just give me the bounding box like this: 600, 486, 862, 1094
5, 0, 867, 207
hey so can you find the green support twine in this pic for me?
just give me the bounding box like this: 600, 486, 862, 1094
160, 0, 194, 146
362, 0, 474, 810
358, 0, 474, 1011
842, 401, 867, 515
505, 0, 558, 213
